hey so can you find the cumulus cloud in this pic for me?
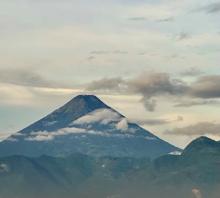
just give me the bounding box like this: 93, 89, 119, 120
128, 72, 187, 111
87, 72, 220, 111
87, 72, 187, 111
116, 118, 128, 131
192, 188, 202, 198
72, 108, 122, 125
165, 122, 220, 136
0, 164, 10, 173
25, 126, 141, 141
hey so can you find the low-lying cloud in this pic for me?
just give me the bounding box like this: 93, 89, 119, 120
133, 116, 183, 126
165, 122, 220, 136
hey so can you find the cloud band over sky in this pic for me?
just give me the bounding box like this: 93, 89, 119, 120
0, 0, 220, 147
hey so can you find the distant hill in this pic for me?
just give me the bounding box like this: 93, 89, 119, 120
0, 136, 220, 198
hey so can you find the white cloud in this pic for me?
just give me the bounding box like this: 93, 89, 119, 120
73, 108, 122, 125
26, 127, 87, 141
169, 150, 182, 155
0, 163, 10, 173
116, 118, 128, 131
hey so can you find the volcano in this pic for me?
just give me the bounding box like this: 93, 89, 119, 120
0, 95, 180, 158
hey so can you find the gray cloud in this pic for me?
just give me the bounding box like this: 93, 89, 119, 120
87, 72, 188, 111
180, 67, 204, 77
0, 68, 69, 89
128, 72, 187, 98
197, 2, 220, 14
189, 75, 220, 98
133, 116, 183, 126
174, 99, 220, 107
128, 72, 187, 111
90, 50, 128, 55
128, 17, 147, 21
165, 122, 220, 136
87, 73, 220, 111
156, 17, 174, 23
176, 32, 191, 41
87, 77, 125, 92
87, 56, 96, 61
0, 68, 52, 88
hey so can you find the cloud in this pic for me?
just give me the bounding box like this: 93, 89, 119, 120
165, 122, 220, 136
87, 73, 220, 111
26, 127, 87, 141
196, 2, 220, 14
0, 68, 68, 89
0, 164, 10, 173
116, 118, 128, 131
156, 16, 174, 22
87, 77, 125, 92
72, 108, 122, 125
87, 56, 96, 61
0, 68, 52, 88
24, 126, 140, 142
189, 75, 220, 98
128, 17, 147, 21
174, 99, 220, 107
180, 67, 204, 77
90, 50, 128, 55
87, 72, 187, 111
133, 116, 183, 126
192, 188, 202, 198
176, 32, 191, 41
128, 72, 187, 111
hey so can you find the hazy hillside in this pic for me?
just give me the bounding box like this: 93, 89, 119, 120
0, 136, 220, 198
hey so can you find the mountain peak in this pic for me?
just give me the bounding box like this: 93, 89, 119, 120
19, 95, 111, 133
58, 94, 112, 117
67, 95, 109, 110
182, 136, 220, 156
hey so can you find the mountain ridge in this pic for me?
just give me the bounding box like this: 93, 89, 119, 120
0, 136, 220, 198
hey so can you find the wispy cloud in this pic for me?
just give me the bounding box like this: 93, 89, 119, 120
156, 16, 174, 22
174, 99, 220, 107
0, 68, 69, 89
132, 116, 183, 126
180, 67, 204, 77
196, 2, 220, 14
165, 122, 220, 136
176, 32, 191, 41
128, 17, 148, 21
90, 50, 128, 55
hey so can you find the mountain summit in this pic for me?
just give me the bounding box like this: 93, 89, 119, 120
20, 95, 114, 134
0, 95, 180, 158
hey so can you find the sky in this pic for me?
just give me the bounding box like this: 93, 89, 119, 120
0, 0, 220, 148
